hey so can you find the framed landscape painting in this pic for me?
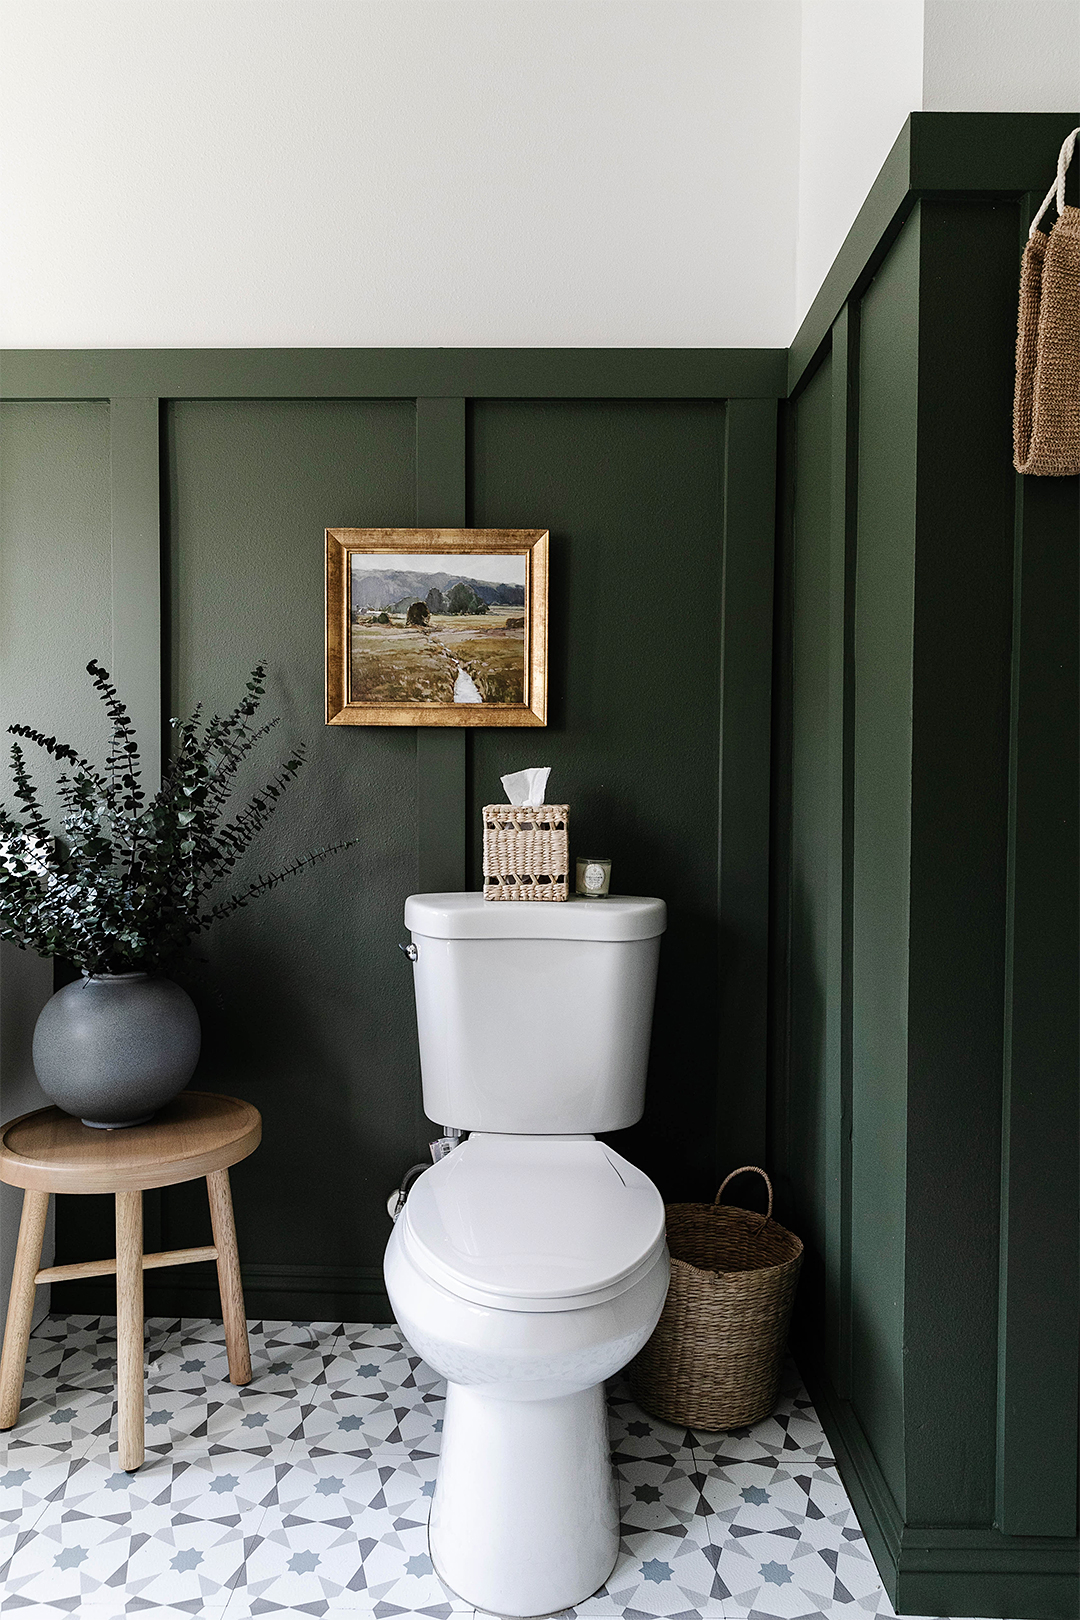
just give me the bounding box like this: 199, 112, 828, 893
325, 528, 548, 726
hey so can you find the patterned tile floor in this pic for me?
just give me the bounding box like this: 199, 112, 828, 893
0, 1315, 997, 1620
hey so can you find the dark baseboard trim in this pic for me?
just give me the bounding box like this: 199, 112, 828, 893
50, 1262, 395, 1326
798, 1350, 1079, 1620
900, 1555, 1080, 1620
795, 1347, 905, 1605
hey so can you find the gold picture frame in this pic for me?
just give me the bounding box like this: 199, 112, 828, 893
325, 528, 548, 726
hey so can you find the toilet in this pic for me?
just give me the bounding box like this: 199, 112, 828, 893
383, 891, 670, 1618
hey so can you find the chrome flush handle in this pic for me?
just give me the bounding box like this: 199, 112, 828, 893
398, 942, 418, 962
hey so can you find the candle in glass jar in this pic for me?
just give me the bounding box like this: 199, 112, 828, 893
576, 857, 611, 897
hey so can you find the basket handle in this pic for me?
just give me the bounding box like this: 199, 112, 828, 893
715, 1165, 773, 1224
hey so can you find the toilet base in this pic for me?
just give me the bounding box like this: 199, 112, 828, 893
429, 1380, 619, 1617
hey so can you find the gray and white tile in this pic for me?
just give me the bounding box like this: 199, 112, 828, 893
0, 1317, 1012, 1620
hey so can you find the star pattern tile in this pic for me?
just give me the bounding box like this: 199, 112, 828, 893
0, 1315, 1016, 1620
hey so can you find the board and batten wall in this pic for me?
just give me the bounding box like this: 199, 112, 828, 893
773, 114, 1079, 1617
0, 350, 782, 1326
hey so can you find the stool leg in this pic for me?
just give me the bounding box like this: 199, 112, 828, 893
0, 1189, 50, 1430
115, 1190, 144, 1471
206, 1170, 251, 1386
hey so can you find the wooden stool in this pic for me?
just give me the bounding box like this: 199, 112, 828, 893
0, 1090, 261, 1471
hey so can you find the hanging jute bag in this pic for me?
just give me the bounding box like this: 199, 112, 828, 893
629, 1167, 803, 1431
1014, 126, 1080, 476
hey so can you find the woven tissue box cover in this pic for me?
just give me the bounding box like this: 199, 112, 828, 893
482, 804, 569, 901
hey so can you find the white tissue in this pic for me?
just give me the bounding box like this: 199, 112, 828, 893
501, 767, 551, 806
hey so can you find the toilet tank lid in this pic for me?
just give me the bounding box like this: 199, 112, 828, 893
404, 892, 666, 941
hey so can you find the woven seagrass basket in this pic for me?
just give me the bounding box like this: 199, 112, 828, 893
482, 804, 569, 901
629, 1166, 803, 1431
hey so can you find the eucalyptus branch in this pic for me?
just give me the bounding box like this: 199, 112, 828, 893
7, 742, 50, 837
0, 660, 355, 975
197, 842, 358, 929
7, 725, 109, 791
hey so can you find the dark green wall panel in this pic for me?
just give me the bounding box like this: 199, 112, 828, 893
162, 399, 419, 1309
995, 444, 1079, 1539
903, 198, 1017, 1527
849, 212, 920, 1522
715, 398, 778, 1173
7, 376, 776, 1324
0, 401, 115, 1308
0, 403, 113, 802
468, 399, 726, 1199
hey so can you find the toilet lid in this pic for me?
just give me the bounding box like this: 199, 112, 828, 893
402, 1133, 666, 1310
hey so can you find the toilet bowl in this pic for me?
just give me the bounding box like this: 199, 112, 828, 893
387, 892, 669, 1616
383, 1131, 670, 1617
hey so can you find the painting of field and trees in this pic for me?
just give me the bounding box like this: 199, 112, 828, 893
349, 554, 527, 705
325, 528, 548, 727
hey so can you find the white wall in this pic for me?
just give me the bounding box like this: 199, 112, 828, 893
0, 0, 801, 349
0, 3, 1076, 358
795, 0, 1079, 326
923, 0, 1080, 113
796, 0, 924, 325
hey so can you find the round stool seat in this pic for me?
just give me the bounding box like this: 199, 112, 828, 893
0, 1090, 261, 1471
0, 1092, 261, 1194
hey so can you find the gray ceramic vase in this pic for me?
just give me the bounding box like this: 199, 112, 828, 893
32, 972, 201, 1129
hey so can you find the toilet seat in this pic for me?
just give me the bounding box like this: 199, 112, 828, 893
401, 1133, 666, 1313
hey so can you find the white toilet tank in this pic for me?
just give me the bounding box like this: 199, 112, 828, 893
404, 893, 666, 1134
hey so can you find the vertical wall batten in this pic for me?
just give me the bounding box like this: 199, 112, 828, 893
415, 399, 468, 896
827, 305, 858, 1404
108, 397, 167, 1256
785, 350, 835, 1392
108, 398, 163, 787
717, 398, 776, 1172
415, 729, 467, 896
851, 211, 920, 1525
415, 398, 466, 529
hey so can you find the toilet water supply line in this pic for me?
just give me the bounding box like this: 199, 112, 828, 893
387, 1128, 463, 1221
